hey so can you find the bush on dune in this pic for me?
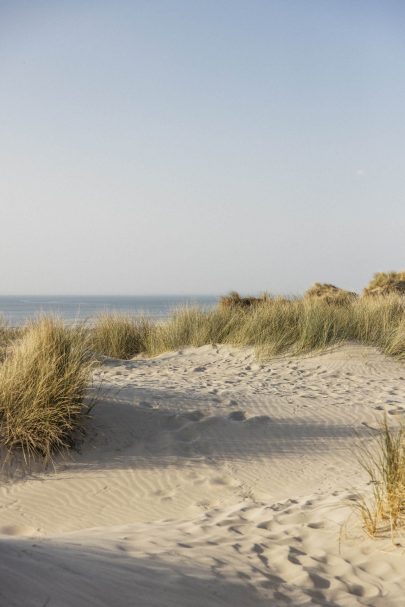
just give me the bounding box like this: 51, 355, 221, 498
363, 271, 405, 297
0, 317, 95, 460
304, 283, 358, 306
218, 291, 271, 310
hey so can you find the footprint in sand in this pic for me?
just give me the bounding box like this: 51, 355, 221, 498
183, 410, 205, 422
228, 410, 246, 421
0, 525, 38, 537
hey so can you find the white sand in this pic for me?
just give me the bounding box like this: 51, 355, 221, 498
1, 344, 405, 606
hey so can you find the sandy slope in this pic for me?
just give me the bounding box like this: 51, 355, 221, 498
1, 344, 405, 606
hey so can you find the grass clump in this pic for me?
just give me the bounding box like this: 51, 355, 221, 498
143, 307, 244, 356
235, 298, 352, 358
0, 317, 21, 362
385, 318, 405, 359
91, 314, 153, 359
0, 317, 95, 460
304, 283, 358, 306
363, 271, 405, 297
356, 416, 405, 537
351, 294, 405, 349
219, 291, 271, 309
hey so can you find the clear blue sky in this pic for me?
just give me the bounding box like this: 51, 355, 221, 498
1, 1, 404, 295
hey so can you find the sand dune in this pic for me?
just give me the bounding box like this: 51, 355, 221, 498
1, 344, 405, 606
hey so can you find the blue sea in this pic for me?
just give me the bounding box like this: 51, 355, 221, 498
0, 295, 219, 326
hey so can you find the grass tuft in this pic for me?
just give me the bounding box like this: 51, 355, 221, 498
363, 271, 405, 297
356, 416, 405, 537
90, 314, 153, 359
219, 291, 272, 309
304, 282, 358, 306
0, 317, 21, 362
0, 317, 95, 461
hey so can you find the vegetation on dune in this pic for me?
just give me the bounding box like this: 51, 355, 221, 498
363, 271, 405, 297
0, 318, 21, 362
0, 317, 95, 460
219, 291, 272, 309
90, 314, 153, 360
304, 283, 358, 306
88, 293, 405, 361
356, 417, 405, 537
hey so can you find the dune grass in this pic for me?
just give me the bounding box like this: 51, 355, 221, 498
0, 317, 21, 362
304, 282, 358, 305
363, 271, 405, 297
219, 291, 271, 309
90, 313, 154, 359
89, 294, 405, 360
356, 417, 405, 537
0, 317, 96, 461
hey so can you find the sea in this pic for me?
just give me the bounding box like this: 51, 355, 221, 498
0, 295, 219, 326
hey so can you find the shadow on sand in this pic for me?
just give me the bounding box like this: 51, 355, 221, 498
0, 534, 342, 607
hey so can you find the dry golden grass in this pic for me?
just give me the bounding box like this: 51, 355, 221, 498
0, 317, 21, 362
0, 317, 96, 461
88, 293, 405, 360
363, 271, 405, 297
147, 306, 248, 355
356, 416, 405, 537
218, 291, 271, 309
385, 318, 405, 360
304, 283, 358, 306
90, 314, 153, 359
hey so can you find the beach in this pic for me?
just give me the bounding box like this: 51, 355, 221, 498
3, 0, 404, 603
1, 343, 405, 606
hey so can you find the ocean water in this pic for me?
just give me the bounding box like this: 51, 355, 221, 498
0, 295, 219, 326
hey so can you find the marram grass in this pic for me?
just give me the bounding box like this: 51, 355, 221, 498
356, 416, 405, 537
90, 294, 405, 360
0, 317, 21, 362
90, 313, 154, 360
0, 317, 96, 461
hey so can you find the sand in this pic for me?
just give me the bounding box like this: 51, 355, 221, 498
1, 343, 405, 606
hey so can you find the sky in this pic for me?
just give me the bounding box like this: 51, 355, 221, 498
1, 0, 404, 295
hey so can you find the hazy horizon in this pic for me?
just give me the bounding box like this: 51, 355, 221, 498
0, 293, 222, 297
2, 1, 404, 295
